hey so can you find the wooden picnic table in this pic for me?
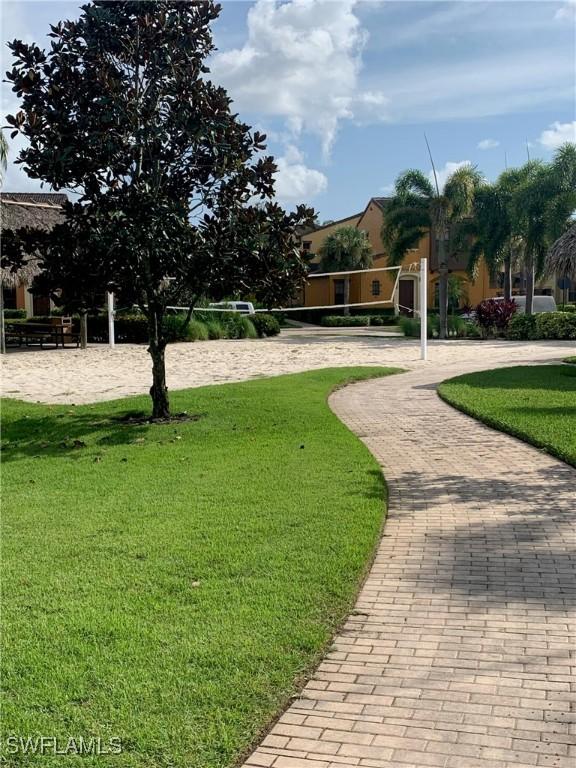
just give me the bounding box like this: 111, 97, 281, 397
5, 322, 80, 349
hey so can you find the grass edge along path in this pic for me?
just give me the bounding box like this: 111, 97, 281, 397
438, 364, 576, 468
564, 355, 576, 364
1, 367, 399, 768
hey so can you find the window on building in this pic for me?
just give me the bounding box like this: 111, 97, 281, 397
371, 280, 381, 297
334, 279, 345, 305
301, 240, 312, 253
2, 287, 17, 310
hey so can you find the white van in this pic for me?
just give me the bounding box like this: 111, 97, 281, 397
208, 301, 256, 315
500, 295, 557, 314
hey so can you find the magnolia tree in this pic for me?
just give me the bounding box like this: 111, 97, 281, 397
6, 1, 314, 418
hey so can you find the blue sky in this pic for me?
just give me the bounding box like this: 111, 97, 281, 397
2, 1, 575, 221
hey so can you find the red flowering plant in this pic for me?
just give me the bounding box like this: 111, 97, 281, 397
475, 298, 518, 337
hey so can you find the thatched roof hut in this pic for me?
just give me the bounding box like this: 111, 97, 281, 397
547, 223, 576, 280
1, 192, 67, 287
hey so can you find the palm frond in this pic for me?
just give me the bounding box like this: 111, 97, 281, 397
395, 169, 435, 200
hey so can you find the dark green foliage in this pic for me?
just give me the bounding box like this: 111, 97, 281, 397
399, 315, 479, 339
321, 315, 399, 328
506, 314, 538, 340
250, 313, 281, 337
2, 309, 26, 319
439, 365, 576, 466
5, 1, 314, 417
475, 298, 517, 336
507, 312, 576, 340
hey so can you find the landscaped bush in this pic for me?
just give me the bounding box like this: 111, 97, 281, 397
535, 312, 576, 340
507, 312, 576, 340
250, 313, 281, 337
205, 320, 226, 340
369, 315, 399, 326
2, 309, 27, 319
475, 298, 517, 337
321, 315, 369, 327
558, 304, 576, 313
507, 314, 538, 340
399, 314, 479, 339
220, 313, 257, 339
321, 315, 399, 328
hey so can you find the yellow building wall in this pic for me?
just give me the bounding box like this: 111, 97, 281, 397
301, 199, 499, 310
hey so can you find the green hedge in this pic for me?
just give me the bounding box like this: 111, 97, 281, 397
321, 315, 399, 328
507, 312, 576, 340
399, 315, 480, 339
250, 313, 281, 337
2, 309, 27, 319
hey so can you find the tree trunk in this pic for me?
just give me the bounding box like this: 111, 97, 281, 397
147, 305, 170, 419
343, 278, 350, 316
0, 275, 6, 355
80, 311, 88, 350
437, 237, 449, 340
503, 255, 512, 302
524, 254, 535, 316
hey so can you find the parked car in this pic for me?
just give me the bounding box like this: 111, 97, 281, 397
208, 301, 256, 315
494, 295, 557, 314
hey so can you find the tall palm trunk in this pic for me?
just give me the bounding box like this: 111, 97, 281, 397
343, 278, 350, 316
503, 253, 512, 302
524, 252, 535, 315
437, 236, 449, 340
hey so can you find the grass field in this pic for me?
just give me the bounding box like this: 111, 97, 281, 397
1, 367, 396, 768
439, 364, 576, 467
564, 356, 576, 364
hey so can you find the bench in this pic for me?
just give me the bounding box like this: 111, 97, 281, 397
5, 320, 81, 349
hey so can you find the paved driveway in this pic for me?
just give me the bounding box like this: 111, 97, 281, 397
243, 354, 575, 768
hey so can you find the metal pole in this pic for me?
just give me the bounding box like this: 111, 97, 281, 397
420, 258, 428, 361
107, 291, 115, 349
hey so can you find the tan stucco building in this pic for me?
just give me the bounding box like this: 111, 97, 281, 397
298, 197, 566, 315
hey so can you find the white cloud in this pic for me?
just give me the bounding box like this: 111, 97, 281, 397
274, 145, 327, 202
211, 0, 384, 158
477, 138, 500, 150
379, 183, 395, 195
555, 1, 576, 21
428, 161, 471, 193
538, 121, 576, 149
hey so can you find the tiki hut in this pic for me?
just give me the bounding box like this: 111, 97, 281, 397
1, 192, 67, 310
546, 223, 576, 280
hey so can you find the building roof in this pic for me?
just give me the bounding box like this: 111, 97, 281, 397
1, 192, 68, 288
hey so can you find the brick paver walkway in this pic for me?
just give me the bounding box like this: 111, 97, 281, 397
244, 361, 575, 768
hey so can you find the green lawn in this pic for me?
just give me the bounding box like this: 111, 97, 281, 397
1, 367, 397, 768
439, 365, 576, 467
564, 356, 576, 364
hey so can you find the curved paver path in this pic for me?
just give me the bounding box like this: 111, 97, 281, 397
244, 360, 575, 768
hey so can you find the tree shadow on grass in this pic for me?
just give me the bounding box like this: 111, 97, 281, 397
0, 409, 153, 463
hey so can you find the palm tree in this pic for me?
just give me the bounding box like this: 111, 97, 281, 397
510, 144, 576, 314
318, 226, 372, 315
382, 164, 482, 338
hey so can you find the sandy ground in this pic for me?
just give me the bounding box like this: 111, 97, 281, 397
1, 329, 573, 405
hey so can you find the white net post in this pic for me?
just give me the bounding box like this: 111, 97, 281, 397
420, 258, 427, 361
107, 292, 115, 349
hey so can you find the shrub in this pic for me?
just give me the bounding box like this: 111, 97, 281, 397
205, 321, 225, 340
3, 309, 27, 319
220, 313, 257, 339
251, 313, 281, 337
321, 315, 369, 327
507, 314, 538, 340
369, 315, 399, 326
475, 299, 517, 337
535, 312, 576, 340
399, 314, 479, 339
